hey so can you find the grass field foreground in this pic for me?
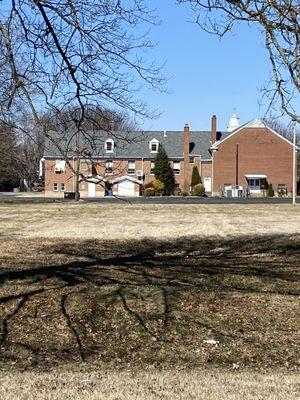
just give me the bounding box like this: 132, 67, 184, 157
0, 203, 300, 239
0, 203, 299, 398
0, 369, 299, 400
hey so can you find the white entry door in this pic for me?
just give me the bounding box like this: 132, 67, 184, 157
204, 177, 212, 192
118, 180, 135, 196
88, 182, 96, 197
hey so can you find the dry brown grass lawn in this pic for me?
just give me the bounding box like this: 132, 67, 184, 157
0, 369, 299, 400
0, 203, 299, 399
0, 203, 299, 239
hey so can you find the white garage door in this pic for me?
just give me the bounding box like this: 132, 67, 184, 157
88, 182, 96, 197
117, 180, 135, 196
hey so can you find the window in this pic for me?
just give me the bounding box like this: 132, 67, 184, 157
105, 139, 114, 153
150, 161, 155, 175
105, 160, 113, 174
249, 179, 260, 188
60, 183, 66, 191
189, 157, 194, 163
55, 159, 66, 172
128, 160, 135, 175
149, 139, 159, 153
173, 161, 181, 175
53, 183, 58, 191
151, 142, 158, 152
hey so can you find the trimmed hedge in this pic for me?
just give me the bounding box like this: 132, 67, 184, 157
144, 187, 155, 196
192, 183, 206, 197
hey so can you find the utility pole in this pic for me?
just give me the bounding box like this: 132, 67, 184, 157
292, 121, 297, 205
235, 143, 239, 187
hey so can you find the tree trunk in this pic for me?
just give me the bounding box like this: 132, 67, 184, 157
75, 130, 80, 202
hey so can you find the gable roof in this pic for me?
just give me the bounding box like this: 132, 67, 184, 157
211, 119, 296, 149
44, 129, 228, 160
111, 175, 142, 184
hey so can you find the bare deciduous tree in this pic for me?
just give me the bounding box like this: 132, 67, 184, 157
0, 121, 44, 191
0, 0, 165, 199
177, 0, 300, 122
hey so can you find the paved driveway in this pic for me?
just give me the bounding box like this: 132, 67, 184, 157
0, 192, 299, 204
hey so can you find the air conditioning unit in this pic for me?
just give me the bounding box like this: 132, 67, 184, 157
136, 170, 143, 177
55, 160, 66, 172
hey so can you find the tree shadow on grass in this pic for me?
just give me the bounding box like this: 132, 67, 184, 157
0, 233, 299, 368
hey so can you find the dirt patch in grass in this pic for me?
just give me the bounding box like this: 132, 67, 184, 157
0, 234, 299, 370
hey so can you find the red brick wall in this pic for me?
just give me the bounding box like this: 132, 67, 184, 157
201, 161, 212, 180
212, 127, 294, 195
45, 157, 205, 195
44, 160, 74, 195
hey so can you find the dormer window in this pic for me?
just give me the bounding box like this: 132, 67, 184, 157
149, 138, 159, 153
105, 139, 114, 153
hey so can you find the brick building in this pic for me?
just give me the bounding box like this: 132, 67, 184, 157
42, 115, 297, 197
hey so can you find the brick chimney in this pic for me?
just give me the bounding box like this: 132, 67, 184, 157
183, 123, 190, 193
211, 115, 217, 144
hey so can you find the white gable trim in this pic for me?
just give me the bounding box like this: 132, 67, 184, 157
211, 119, 298, 149
111, 175, 142, 185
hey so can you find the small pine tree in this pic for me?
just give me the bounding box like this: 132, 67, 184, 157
267, 183, 274, 197
154, 145, 175, 195
191, 166, 202, 188
164, 166, 176, 195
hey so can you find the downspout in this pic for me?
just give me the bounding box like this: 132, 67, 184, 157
211, 150, 214, 196
39, 158, 45, 179
235, 143, 239, 187
72, 156, 75, 192
199, 155, 202, 176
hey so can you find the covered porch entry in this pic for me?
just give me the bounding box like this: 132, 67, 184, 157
245, 174, 268, 196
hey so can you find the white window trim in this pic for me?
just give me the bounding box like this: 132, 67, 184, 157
53, 183, 58, 192
128, 160, 136, 174
149, 138, 159, 153
173, 161, 181, 175
150, 161, 155, 175
60, 183, 66, 191
105, 139, 114, 153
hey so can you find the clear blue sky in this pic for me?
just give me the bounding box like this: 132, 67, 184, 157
141, 1, 271, 132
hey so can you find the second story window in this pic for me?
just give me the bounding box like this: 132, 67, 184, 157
173, 161, 181, 175
150, 161, 155, 175
105, 160, 113, 174
105, 139, 114, 153
128, 160, 135, 175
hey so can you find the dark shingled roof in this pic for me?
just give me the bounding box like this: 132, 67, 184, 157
44, 130, 228, 160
